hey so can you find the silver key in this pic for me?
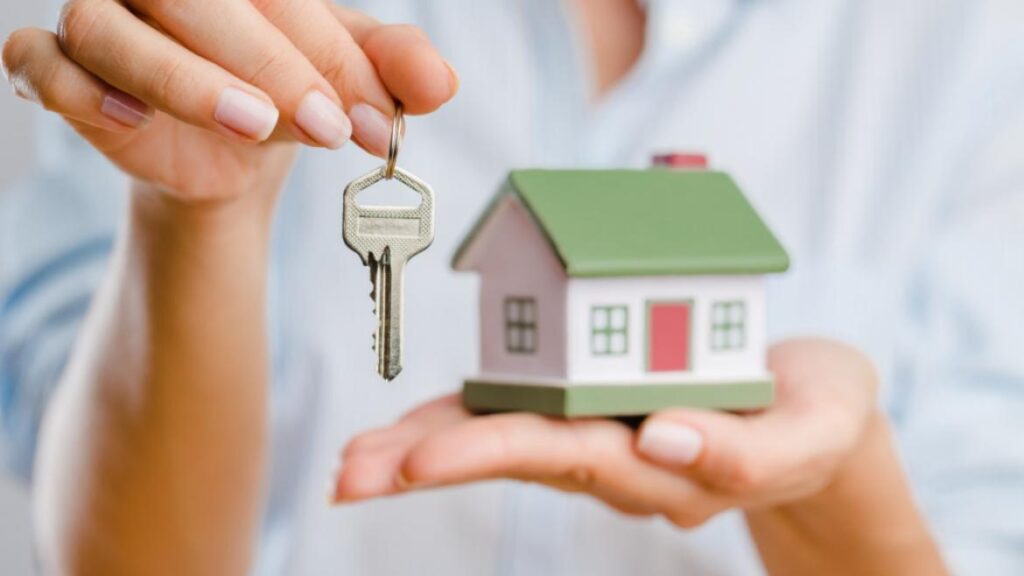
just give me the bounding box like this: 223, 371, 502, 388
342, 165, 435, 380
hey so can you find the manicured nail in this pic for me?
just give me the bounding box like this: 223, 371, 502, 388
214, 87, 279, 141
101, 90, 153, 128
638, 421, 704, 466
295, 90, 351, 149
348, 103, 391, 156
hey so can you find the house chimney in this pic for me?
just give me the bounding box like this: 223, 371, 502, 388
652, 152, 708, 170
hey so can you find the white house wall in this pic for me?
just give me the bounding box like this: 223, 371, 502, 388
567, 276, 767, 383
474, 195, 569, 378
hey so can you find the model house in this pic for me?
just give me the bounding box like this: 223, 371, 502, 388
452, 157, 790, 417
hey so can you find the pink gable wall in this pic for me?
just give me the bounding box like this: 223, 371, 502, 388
467, 195, 568, 378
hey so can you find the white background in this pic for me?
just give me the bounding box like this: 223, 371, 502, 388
1, 2, 49, 574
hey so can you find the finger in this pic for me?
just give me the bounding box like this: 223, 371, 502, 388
331, 6, 458, 115
57, 0, 280, 143
327, 6, 380, 44
360, 25, 458, 115
330, 7, 458, 117
341, 394, 466, 460
2, 28, 153, 132
393, 414, 721, 524
333, 442, 408, 504
122, 0, 350, 149
244, 0, 396, 155
637, 405, 848, 502
334, 396, 467, 502
637, 340, 878, 500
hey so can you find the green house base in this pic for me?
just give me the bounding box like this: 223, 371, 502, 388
462, 378, 774, 418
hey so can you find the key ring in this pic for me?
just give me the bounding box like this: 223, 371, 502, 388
384, 102, 405, 179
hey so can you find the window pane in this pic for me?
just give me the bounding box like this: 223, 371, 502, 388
726, 328, 738, 349
712, 329, 726, 350
731, 303, 745, 324
522, 301, 534, 323
712, 304, 725, 324
611, 333, 626, 354
522, 328, 534, 352
593, 308, 608, 330
594, 333, 609, 354
610, 307, 626, 330
506, 300, 519, 322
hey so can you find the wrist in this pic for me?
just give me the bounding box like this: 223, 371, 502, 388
130, 179, 278, 233
124, 179, 275, 300
746, 411, 945, 574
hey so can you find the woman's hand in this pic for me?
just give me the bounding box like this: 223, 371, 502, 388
336, 339, 945, 574
1, 0, 457, 205
335, 339, 875, 517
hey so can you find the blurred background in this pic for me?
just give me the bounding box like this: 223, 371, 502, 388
0, 2, 45, 574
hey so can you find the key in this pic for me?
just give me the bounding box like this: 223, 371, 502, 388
342, 165, 435, 380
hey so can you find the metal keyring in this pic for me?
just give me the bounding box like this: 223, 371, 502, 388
384, 102, 405, 179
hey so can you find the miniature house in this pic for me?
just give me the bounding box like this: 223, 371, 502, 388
452, 157, 790, 417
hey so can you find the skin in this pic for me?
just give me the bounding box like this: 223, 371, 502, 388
334, 2, 948, 575
2, 0, 455, 574
0, 0, 946, 574
336, 342, 947, 575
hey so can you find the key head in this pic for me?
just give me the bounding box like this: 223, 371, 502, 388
343, 166, 435, 265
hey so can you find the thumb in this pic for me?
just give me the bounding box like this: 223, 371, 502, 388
637, 409, 772, 495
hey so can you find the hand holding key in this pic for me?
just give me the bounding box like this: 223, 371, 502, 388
2, 0, 457, 205
343, 104, 435, 380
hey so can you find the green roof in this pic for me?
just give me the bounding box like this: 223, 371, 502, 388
452, 169, 790, 277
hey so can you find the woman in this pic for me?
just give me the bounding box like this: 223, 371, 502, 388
2, 0, 1021, 574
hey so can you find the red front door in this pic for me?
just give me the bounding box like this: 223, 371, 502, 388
648, 302, 692, 372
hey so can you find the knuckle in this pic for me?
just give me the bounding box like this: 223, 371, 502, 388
307, 40, 357, 88
2, 30, 46, 103
246, 46, 291, 89
557, 464, 596, 492
1, 30, 28, 81
57, 0, 103, 59
148, 55, 190, 104
719, 460, 763, 495
36, 65, 66, 113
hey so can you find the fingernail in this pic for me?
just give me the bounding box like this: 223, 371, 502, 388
295, 90, 351, 149
215, 87, 279, 141
444, 60, 460, 93
638, 421, 704, 466
101, 90, 153, 128
348, 103, 391, 156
